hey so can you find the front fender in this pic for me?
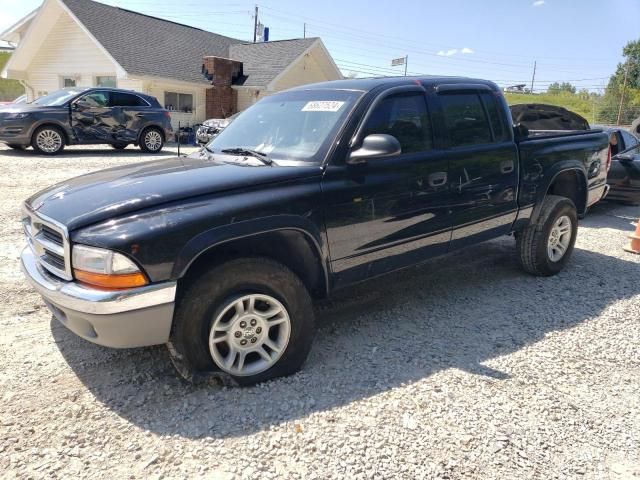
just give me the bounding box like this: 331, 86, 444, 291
172, 214, 330, 281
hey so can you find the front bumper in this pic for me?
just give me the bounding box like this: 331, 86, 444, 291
21, 246, 176, 348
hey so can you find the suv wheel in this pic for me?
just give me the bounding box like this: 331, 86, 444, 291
32, 126, 65, 155
168, 257, 315, 386
516, 195, 578, 276
140, 127, 164, 153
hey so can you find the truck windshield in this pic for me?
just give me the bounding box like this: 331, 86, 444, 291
207, 89, 363, 164
31, 88, 88, 106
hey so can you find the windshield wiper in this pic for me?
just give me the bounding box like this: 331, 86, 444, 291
220, 147, 273, 165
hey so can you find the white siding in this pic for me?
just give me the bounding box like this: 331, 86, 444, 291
139, 79, 206, 129
26, 13, 116, 100
271, 52, 331, 92
117, 78, 143, 92
236, 88, 260, 111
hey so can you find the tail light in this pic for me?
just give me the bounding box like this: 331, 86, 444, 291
606, 147, 612, 173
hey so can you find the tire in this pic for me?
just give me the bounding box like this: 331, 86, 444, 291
7, 144, 26, 150
111, 143, 128, 150
516, 195, 578, 276
168, 257, 315, 386
31, 126, 65, 155
139, 127, 164, 153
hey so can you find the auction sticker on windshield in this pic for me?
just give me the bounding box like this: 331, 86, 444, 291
301, 101, 345, 112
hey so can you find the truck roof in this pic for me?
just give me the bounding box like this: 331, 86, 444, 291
288, 76, 502, 93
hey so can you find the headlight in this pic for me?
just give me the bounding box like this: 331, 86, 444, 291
6, 112, 30, 120
72, 245, 147, 289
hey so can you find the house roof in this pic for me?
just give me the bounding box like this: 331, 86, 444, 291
59, 0, 323, 88
61, 0, 242, 85
229, 38, 319, 87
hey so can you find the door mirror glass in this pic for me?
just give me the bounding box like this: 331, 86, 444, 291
347, 134, 401, 164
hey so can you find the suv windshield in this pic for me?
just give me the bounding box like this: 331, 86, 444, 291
207, 89, 363, 164
32, 88, 88, 106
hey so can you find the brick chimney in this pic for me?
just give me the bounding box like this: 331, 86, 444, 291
202, 56, 243, 118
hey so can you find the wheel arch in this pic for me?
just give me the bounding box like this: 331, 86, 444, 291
174, 223, 330, 300
137, 123, 165, 144
531, 165, 588, 224
30, 121, 71, 145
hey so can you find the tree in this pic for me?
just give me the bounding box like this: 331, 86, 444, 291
0, 52, 25, 102
602, 38, 640, 124
547, 81, 576, 95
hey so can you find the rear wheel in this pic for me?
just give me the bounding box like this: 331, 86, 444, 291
31, 126, 65, 155
139, 127, 164, 153
516, 195, 578, 276
168, 257, 315, 386
111, 143, 128, 150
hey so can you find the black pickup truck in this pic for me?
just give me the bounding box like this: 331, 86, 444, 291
21, 77, 609, 385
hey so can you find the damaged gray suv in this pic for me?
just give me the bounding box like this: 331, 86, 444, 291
0, 87, 173, 155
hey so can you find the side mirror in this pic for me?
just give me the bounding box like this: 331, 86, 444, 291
72, 100, 90, 111
513, 123, 529, 140
614, 153, 634, 162
347, 134, 401, 164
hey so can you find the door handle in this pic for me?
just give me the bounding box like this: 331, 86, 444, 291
500, 160, 515, 174
428, 171, 447, 187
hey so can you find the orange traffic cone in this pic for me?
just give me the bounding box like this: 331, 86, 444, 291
624, 219, 640, 254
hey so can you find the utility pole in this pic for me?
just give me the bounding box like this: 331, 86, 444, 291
303, 23, 306, 38
616, 62, 630, 125
404, 55, 408, 76
253, 5, 258, 43
530, 60, 536, 94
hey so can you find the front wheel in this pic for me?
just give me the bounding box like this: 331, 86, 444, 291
516, 195, 578, 276
168, 257, 315, 386
139, 127, 164, 153
31, 126, 65, 155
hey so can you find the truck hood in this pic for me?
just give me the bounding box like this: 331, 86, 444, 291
26, 154, 323, 230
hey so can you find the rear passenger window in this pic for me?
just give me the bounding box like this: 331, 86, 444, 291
362, 92, 432, 153
439, 93, 492, 147
111, 92, 148, 107
480, 93, 510, 142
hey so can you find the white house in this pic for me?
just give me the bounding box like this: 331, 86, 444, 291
0, 0, 343, 127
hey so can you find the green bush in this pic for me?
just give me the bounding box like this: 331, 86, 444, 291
0, 52, 25, 102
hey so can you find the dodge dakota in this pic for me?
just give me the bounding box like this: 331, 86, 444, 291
21, 77, 609, 385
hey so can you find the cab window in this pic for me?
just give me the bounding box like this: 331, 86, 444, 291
362, 92, 433, 153
439, 93, 492, 147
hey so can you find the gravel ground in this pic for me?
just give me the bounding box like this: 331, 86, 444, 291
1, 144, 639, 479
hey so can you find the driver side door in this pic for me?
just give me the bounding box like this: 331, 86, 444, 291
322, 86, 451, 287
71, 90, 113, 143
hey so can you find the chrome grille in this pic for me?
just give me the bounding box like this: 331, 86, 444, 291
23, 205, 72, 281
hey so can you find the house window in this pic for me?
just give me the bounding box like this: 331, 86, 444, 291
96, 76, 117, 88
164, 92, 193, 113
62, 77, 76, 88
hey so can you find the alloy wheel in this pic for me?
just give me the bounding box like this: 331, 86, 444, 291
209, 294, 291, 376
547, 215, 572, 262
36, 129, 62, 153
144, 130, 162, 151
